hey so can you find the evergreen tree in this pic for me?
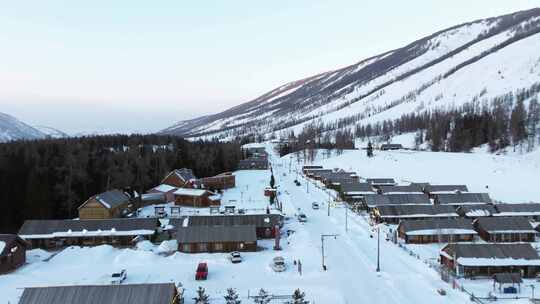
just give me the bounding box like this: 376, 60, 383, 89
253, 289, 271, 304
224, 288, 241, 304
270, 174, 275, 188
510, 98, 527, 151
194, 286, 210, 304
287, 289, 309, 304
527, 97, 540, 151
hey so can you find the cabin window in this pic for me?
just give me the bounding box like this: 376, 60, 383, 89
214, 243, 223, 251
199, 243, 208, 252
182, 244, 190, 252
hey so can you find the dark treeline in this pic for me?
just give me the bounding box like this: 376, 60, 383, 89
0, 135, 242, 232
277, 124, 355, 159
355, 90, 540, 153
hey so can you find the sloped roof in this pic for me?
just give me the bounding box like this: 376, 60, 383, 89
424, 185, 469, 193
435, 193, 491, 205
475, 217, 535, 233
170, 214, 283, 229
18, 218, 157, 238
456, 204, 498, 217
173, 188, 208, 196
176, 225, 257, 243
150, 184, 177, 193
443, 243, 540, 260
378, 185, 423, 194
375, 205, 458, 218
340, 182, 374, 194
364, 193, 430, 207
174, 168, 196, 182
87, 190, 130, 210
366, 178, 396, 185
18, 283, 177, 304
399, 218, 475, 234
494, 203, 540, 215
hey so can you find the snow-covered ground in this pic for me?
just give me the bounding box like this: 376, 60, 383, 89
2, 143, 539, 303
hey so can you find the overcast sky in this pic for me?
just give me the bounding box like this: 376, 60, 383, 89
0, 1, 538, 134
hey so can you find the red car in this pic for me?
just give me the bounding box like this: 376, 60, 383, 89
195, 262, 208, 280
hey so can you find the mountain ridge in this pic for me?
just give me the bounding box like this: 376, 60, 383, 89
162, 8, 540, 141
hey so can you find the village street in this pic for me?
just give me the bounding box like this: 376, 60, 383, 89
266, 144, 471, 304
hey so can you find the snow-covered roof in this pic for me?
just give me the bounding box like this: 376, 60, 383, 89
18, 218, 157, 239
475, 216, 536, 233
173, 188, 208, 196
82, 189, 130, 210
494, 203, 540, 216
435, 193, 491, 205
399, 218, 476, 236
442, 243, 540, 266
151, 184, 177, 193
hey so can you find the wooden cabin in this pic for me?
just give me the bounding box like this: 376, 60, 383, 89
170, 214, 284, 239
198, 172, 236, 190
237, 158, 268, 170
440, 243, 540, 278
397, 218, 477, 243
18, 218, 157, 250
473, 217, 536, 242
146, 184, 177, 202
18, 283, 182, 304
176, 225, 257, 253
173, 188, 220, 207
339, 182, 375, 203
78, 189, 132, 220
0, 234, 27, 274
161, 168, 198, 188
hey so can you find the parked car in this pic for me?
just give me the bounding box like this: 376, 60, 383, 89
195, 263, 208, 280
298, 213, 307, 222
270, 256, 286, 272
230, 252, 242, 264
312, 202, 320, 209
111, 269, 127, 284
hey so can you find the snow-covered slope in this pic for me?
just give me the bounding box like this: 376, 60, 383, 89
34, 126, 68, 139
0, 112, 47, 142
162, 8, 540, 140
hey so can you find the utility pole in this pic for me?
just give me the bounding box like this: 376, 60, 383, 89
376, 225, 381, 272
345, 204, 348, 232
321, 234, 339, 271
531, 285, 535, 300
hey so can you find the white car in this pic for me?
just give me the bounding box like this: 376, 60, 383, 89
312, 202, 320, 209
271, 256, 286, 272
230, 251, 242, 264
111, 269, 127, 284
298, 213, 307, 222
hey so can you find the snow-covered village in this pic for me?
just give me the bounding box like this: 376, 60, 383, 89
2, 2, 540, 304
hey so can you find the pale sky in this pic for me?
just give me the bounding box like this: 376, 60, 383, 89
0, 1, 538, 134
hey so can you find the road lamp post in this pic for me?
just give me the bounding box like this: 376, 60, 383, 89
345, 204, 348, 232
531, 285, 535, 300
321, 234, 339, 271
376, 225, 381, 272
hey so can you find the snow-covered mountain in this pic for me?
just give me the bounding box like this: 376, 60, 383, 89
162, 8, 540, 140
34, 126, 69, 139
0, 112, 47, 142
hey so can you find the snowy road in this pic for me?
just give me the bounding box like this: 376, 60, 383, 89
267, 144, 470, 303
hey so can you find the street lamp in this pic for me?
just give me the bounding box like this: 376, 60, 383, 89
531, 284, 535, 300
376, 225, 381, 272
321, 234, 339, 271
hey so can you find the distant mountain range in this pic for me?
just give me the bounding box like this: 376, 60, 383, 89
162, 8, 540, 140
0, 112, 67, 143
